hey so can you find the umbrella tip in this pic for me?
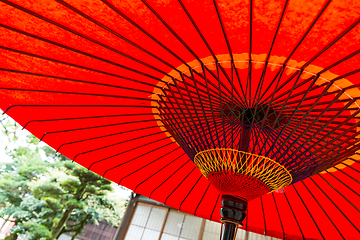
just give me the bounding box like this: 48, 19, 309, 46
56, 145, 64, 153
39, 133, 47, 142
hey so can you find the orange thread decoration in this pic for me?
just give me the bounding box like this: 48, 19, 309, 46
194, 148, 292, 191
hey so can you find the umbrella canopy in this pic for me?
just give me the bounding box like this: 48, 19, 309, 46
1, 0, 360, 239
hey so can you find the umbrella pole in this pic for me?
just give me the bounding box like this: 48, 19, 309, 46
219, 123, 249, 240
220, 195, 247, 240
220, 222, 238, 240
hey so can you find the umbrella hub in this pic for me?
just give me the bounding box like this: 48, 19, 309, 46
220, 103, 288, 129
194, 148, 292, 201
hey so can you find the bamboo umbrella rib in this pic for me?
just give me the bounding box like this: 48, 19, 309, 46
22, 113, 159, 130
134, 153, 187, 192
118, 147, 182, 184
308, 177, 360, 235
0, 87, 155, 99
1, 0, 179, 71
283, 190, 305, 239
301, 17, 360, 69
255, 0, 289, 105
164, 167, 198, 205
73, 131, 168, 162
3, 104, 158, 116
39, 119, 162, 142
317, 174, 360, 213
292, 184, 325, 240
0, 23, 167, 80
0, 68, 161, 90
271, 193, 285, 239
0, 46, 167, 85
301, 180, 346, 239
210, 193, 221, 221
148, 159, 192, 199
260, 196, 267, 236
325, 170, 360, 198
284, 0, 332, 65
179, 175, 202, 211
194, 183, 211, 216
101, 140, 177, 175
57, 125, 165, 152
86, 137, 174, 170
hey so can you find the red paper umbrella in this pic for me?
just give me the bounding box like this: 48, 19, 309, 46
1, 0, 360, 239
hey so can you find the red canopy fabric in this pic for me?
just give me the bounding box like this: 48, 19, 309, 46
1, 0, 360, 239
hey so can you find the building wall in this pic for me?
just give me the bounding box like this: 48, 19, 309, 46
0, 216, 15, 239
59, 221, 117, 240
114, 194, 278, 240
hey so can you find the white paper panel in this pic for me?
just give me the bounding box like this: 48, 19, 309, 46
236, 228, 246, 240
142, 228, 161, 240
160, 233, 179, 240
125, 225, 145, 240
180, 215, 202, 239
204, 220, 221, 234
248, 231, 275, 240
131, 204, 151, 227
202, 231, 221, 240
146, 207, 167, 231
163, 210, 185, 236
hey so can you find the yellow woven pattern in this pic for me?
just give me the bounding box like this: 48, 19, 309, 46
194, 148, 292, 191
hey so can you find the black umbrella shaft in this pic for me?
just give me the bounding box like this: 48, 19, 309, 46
220, 222, 238, 240
219, 195, 247, 240
240, 125, 251, 152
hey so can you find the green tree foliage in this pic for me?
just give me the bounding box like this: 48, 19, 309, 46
2, 197, 52, 240
0, 139, 52, 240
33, 161, 116, 240
0, 117, 126, 240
